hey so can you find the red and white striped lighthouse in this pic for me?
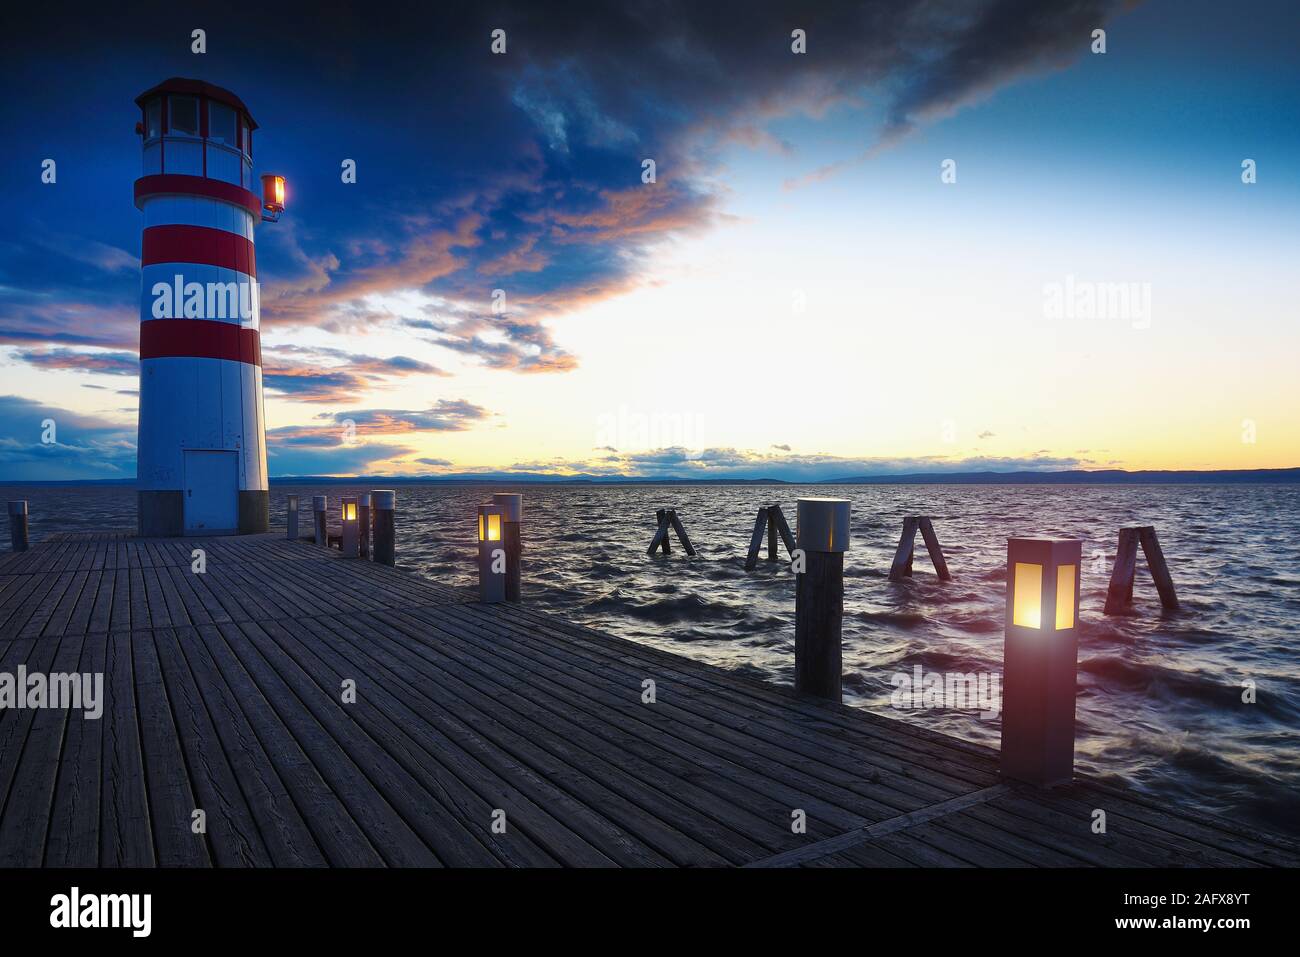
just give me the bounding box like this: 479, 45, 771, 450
133, 78, 281, 536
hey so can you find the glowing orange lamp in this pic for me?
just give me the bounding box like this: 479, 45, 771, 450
1001, 538, 1082, 786
340, 496, 359, 558
477, 504, 506, 602
261, 173, 286, 221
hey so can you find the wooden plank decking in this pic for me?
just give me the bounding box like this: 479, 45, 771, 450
1, 532, 1296, 868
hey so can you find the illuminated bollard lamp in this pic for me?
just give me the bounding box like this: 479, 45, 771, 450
491, 493, 523, 602
1000, 538, 1082, 787
285, 494, 299, 540
794, 497, 851, 702
340, 497, 359, 558
477, 504, 507, 603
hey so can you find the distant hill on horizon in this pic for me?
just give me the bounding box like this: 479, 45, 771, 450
5, 467, 1298, 487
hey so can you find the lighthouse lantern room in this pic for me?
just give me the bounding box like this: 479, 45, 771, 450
133, 78, 284, 536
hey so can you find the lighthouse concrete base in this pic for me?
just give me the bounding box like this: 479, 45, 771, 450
137, 490, 184, 537
238, 490, 270, 534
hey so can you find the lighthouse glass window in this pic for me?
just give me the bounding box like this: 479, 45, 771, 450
145, 99, 161, 139
170, 96, 199, 136
209, 102, 237, 146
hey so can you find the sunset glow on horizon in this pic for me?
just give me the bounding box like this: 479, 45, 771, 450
3, 0, 1298, 481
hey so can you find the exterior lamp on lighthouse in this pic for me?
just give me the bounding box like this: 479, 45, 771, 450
1000, 537, 1082, 787
477, 504, 506, 603
261, 174, 286, 222
340, 497, 359, 558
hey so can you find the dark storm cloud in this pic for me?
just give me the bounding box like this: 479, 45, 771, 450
0, 0, 1135, 373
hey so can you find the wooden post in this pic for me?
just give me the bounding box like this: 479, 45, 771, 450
492, 493, 523, 602
888, 516, 920, 581
667, 509, 697, 556
7, 501, 29, 553
1105, 526, 1178, 614
890, 516, 951, 581
746, 504, 795, 570
794, 497, 851, 702
372, 490, 395, 567
285, 494, 299, 540
358, 493, 371, 559
918, 518, 952, 581
1104, 527, 1139, 614
312, 495, 327, 547
770, 505, 796, 555
744, 507, 769, 571
648, 510, 672, 556
1138, 527, 1179, 610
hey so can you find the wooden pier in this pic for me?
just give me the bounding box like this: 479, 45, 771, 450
0, 532, 1296, 868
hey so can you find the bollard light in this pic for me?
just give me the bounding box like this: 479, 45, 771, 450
1000, 537, 1082, 787
492, 493, 523, 602
477, 503, 506, 602
340, 496, 359, 558
286, 494, 299, 540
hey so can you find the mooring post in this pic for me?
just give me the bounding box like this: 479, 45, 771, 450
918, 517, 952, 581
649, 509, 672, 556
744, 507, 769, 571
770, 505, 796, 555
794, 497, 851, 702
7, 500, 29, 553
358, 492, 371, 559
372, 490, 396, 567
889, 515, 951, 581
667, 509, 697, 556
286, 494, 299, 540
492, 493, 523, 602
888, 516, 921, 581
1105, 526, 1178, 614
1001, 538, 1081, 786
1138, 526, 1178, 610
477, 503, 506, 603
312, 495, 327, 547
767, 507, 778, 560
340, 497, 359, 558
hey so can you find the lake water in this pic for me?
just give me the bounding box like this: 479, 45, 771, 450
5, 481, 1298, 838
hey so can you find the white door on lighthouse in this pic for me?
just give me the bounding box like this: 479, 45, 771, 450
183, 450, 239, 533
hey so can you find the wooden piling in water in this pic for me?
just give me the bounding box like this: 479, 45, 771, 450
7, 501, 29, 553
745, 505, 797, 570
1104, 525, 1178, 614
889, 515, 951, 581
667, 509, 696, 556
648, 508, 695, 557
372, 490, 396, 567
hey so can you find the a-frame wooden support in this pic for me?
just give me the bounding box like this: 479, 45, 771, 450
648, 508, 697, 557
1104, 525, 1178, 614
744, 505, 796, 571
888, 516, 952, 581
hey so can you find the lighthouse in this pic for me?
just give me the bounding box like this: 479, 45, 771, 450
133, 78, 282, 536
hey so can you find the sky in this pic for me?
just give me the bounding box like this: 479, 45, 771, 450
1, 0, 1298, 481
